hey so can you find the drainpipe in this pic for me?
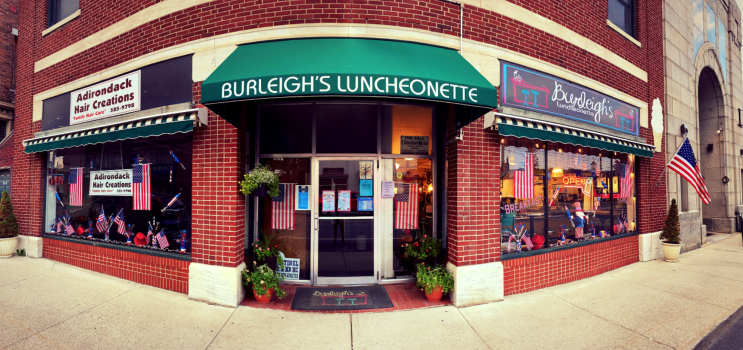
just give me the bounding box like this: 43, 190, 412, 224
438, 0, 463, 53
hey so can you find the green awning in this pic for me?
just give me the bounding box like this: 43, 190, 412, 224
23, 109, 206, 154
495, 114, 654, 157
201, 38, 498, 112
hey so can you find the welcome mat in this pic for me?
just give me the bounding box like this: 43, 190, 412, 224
291, 286, 394, 310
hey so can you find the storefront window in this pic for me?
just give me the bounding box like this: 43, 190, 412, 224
316, 103, 377, 154
45, 133, 192, 253
259, 104, 313, 154
382, 105, 433, 155
392, 158, 433, 275
257, 158, 311, 280
500, 137, 637, 256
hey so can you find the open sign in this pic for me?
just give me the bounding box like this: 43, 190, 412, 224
562, 176, 587, 186
48, 175, 64, 185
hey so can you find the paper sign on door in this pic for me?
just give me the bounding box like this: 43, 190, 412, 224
322, 191, 335, 212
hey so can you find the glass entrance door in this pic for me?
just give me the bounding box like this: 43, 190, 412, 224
312, 158, 378, 285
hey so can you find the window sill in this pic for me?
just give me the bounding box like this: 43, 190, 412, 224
43, 233, 191, 261
500, 231, 640, 261
42, 9, 81, 37
606, 19, 641, 48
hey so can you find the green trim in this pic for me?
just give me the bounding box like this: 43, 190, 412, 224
24, 121, 193, 153
202, 38, 498, 110
498, 123, 653, 157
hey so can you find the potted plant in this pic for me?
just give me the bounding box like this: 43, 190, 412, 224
239, 165, 280, 197
252, 229, 285, 270
403, 231, 441, 267
415, 264, 454, 302
0, 191, 19, 258
242, 264, 287, 304
660, 199, 681, 262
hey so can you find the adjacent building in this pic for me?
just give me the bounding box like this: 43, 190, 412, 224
12, 0, 670, 307
0, 0, 17, 196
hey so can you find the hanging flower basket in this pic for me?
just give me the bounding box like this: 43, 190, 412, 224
239, 165, 280, 198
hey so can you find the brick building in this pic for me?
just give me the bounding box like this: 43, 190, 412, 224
11, 0, 669, 307
0, 0, 17, 196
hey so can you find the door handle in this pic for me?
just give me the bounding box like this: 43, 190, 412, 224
315, 218, 319, 231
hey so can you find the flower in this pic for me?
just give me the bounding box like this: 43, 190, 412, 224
261, 280, 265, 284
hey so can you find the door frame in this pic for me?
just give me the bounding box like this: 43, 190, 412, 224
311, 156, 381, 286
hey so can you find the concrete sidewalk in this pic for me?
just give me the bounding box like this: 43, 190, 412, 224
2, 234, 743, 350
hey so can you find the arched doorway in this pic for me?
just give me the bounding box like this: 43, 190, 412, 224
697, 67, 730, 233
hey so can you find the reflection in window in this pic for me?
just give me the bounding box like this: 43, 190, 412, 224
48, 0, 78, 27
258, 158, 311, 280
46, 134, 193, 253
693, 0, 704, 59
719, 20, 727, 80
608, 0, 636, 38
707, 3, 716, 49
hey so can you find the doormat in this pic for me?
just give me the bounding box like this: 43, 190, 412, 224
291, 286, 394, 310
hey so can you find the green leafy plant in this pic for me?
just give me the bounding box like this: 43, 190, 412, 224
404, 226, 441, 262
243, 264, 287, 299
0, 191, 18, 238
16, 249, 25, 256
239, 165, 280, 197
252, 229, 285, 268
660, 199, 681, 244
415, 264, 454, 295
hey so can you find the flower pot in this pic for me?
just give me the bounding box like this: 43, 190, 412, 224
252, 185, 269, 197
425, 286, 444, 302
253, 287, 274, 304
0, 236, 18, 258
661, 242, 681, 262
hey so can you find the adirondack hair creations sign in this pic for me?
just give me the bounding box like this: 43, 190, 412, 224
89, 169, 133, 196
70, 71, 141, 125
500, 62, 639, 135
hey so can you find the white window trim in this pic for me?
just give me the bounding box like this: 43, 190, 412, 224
42, 9, 80, 37
606, 19, 642, 48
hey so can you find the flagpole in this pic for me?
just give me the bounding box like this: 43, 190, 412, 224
654, 135, 688, 187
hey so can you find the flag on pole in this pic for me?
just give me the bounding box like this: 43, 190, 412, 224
156, 230, 169, 249
65, 221, 75, 235
96, 207, 107, 233
667, 138, 711, 205
395, 183, 419, 229
514, 152, 534, 199
56, 219, 63, 234
114, 210, 126, 234
132, 163, 151, 210
146, 226, 154, 245
619, 159, 634, 200
69, 168, 83, 206
271, 183, 295, 230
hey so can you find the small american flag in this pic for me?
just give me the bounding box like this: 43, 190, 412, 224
272, 184, 295, 230
65, 222, 75, 235
114, 210, 126, 234
619, 159, 634, 200
56, 219, 63, 234
514, 152, 534, 199
96, 207, 107, 233
668, 138, 710, 204
522, 234, 534, 249
395, 183, 419, 229
156, 230, 169, 249
146, 227, 154, 245
69, 168, 83, 206
132, 164, 151, 210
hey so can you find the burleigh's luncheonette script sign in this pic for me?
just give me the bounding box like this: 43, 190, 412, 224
500, 62, 639, 135
70, 71, 141, 125
218, 75, 482, 104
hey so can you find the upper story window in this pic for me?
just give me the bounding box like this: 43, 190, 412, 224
608, 0, 636, 38
47, 0, 79, 27
0, 120, 6, 140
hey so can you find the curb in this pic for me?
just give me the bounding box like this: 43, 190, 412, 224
693, 296, 743, 349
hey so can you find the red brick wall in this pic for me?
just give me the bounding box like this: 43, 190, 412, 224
191, 82, 246, 268
503, 235, 639, 295
446, 109, 501, 266
44, 238, 189, 294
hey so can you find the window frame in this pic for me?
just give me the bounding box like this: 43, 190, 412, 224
47, 0, 79, 28
608, 0, 637, 38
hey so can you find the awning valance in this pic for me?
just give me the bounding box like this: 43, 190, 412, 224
23, 109, 206, 154
201, 38, 498, 116
492, 114, 654, 157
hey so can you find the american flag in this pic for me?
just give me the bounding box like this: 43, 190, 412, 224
156, 230, 169, 249
96, 207, 107, 233
65, 221, 75, 235
272, 183, 295, 230
514, 152, 534, 199
69, 168, 83, 206
668, 138, 711, 205
132, 164, 151, 210
619, 159, 634, 199
522, 234, 534, 249
56, 219, 63, 234
146, 227, 154, 245
114, 210, 126, 234
395, 183, 419, 229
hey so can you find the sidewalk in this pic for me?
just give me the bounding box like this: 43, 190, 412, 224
2, 234, 743, 350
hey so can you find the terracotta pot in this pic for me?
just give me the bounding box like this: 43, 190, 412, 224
0, 236, 18, 258
253, 287, 274, 304
661, 242, 681, 262
425, 286, 444, 302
